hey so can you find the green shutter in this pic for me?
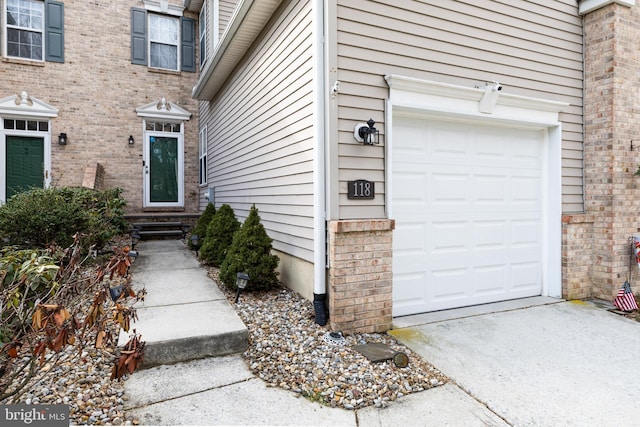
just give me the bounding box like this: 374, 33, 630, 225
181, 17, 195, 72
45, 0, 64, 63
131, 8, 147, 65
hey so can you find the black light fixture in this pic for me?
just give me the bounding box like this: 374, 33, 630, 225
235, 272, 250, 303
190, 234, 200, 256
354, 118, 379, 145
130, 230, 140, 251
128, 135, 135, 145
58, 132, 67, 145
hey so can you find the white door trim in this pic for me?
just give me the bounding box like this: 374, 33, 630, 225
143, 131, 185, 208
385, 75, 568, 300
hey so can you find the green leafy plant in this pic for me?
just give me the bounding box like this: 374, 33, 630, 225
219, 205, 279, 291
0, 187, 127, 250
0, 236, 146, 402
199, 204, 240, 267
188, 203, 216, 249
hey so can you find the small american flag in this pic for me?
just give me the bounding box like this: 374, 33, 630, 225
614, 281, 638, 312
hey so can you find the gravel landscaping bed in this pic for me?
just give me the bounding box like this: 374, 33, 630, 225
206, 266, 449, 410
2, 241, 448, 425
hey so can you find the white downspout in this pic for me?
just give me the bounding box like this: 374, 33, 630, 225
312, 0, 327, 299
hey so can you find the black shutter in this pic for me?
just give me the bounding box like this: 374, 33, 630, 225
131, 8, 147, 65
45, 0, 64, 63
181, 17, 196, 72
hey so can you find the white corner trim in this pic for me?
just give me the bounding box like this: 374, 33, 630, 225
136, 98, 192, 121
579, 0, 635, 15
0, 91, 58, 118
384, 75, 569, 126
143, 0, 184, 16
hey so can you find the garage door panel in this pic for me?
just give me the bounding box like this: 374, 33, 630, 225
393, 116, 544, 316
512, 262, 541, 290
430, 268, 470, 301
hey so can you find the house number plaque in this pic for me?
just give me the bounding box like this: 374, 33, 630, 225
347, 180, 375, 199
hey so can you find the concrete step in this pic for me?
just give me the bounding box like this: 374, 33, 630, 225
119, 240, 248, 367
130, 221, 191, 240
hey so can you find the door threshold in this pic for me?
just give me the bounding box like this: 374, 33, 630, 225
392, 296, 563, 329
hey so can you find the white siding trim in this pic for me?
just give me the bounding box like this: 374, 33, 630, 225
386, 74, 564, 299
385, 75, 569, 126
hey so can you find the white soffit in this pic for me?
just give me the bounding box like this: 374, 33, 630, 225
579, 0, 635, 15
136, 98, 192, 121
192, 0, 283, 100
0, 91, 58, 118
385, 75, 569, 126
183, 0, 203, 12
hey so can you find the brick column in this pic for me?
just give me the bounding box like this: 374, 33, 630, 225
582, 3, 640, 299
327, 219, 395, 334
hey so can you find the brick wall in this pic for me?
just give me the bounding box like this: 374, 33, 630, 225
0, 0, 199, 214
582, 3, 640, 299
327, 219, 395, 334
562, 214, 595, 300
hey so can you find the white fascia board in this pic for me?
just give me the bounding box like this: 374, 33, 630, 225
192, 0, 282, 100
579, 0, 635, 15
385, 75, 569, 127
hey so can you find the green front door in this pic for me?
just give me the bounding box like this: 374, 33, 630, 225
6, 136, 44, 200
148, 136, 179, 203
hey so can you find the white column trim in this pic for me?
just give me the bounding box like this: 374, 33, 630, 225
579, 0, 635, 15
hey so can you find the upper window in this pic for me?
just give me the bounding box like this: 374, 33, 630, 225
6, 0, 43, 60
149, 14, 179, 70
3, 0, 64, 62
199, 4, 206, 66
131, 7, 195, 73
199, 126, 207, 185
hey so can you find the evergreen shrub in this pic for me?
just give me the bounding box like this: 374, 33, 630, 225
199, 204, 240, 267
219, 205, 279, 291
189, 203, 216, 249
0, 187, 127, 249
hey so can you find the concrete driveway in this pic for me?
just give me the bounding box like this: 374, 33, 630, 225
390, 298, 640, 426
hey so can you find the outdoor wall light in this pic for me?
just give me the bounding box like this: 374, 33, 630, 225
128, 135, 135, 145
235, 272, 250, 303
354, 118, 379, 145
58, 132, 67, 145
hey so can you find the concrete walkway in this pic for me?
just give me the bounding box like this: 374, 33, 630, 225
122, 240, 503, 426
122, 240, 640, 426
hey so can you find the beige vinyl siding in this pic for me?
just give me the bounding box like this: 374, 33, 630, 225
336, 0, 584, 215
203, 0, 316, 262
219, 0, 239, 36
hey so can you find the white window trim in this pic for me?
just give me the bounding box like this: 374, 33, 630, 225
143, 0, 184, 17
199, 3, 207, 65
3, 0, 45, 61
148, 13, 181, 71
199, 125, 207, 185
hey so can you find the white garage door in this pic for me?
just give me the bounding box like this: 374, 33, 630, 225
392, 114, 545, 316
